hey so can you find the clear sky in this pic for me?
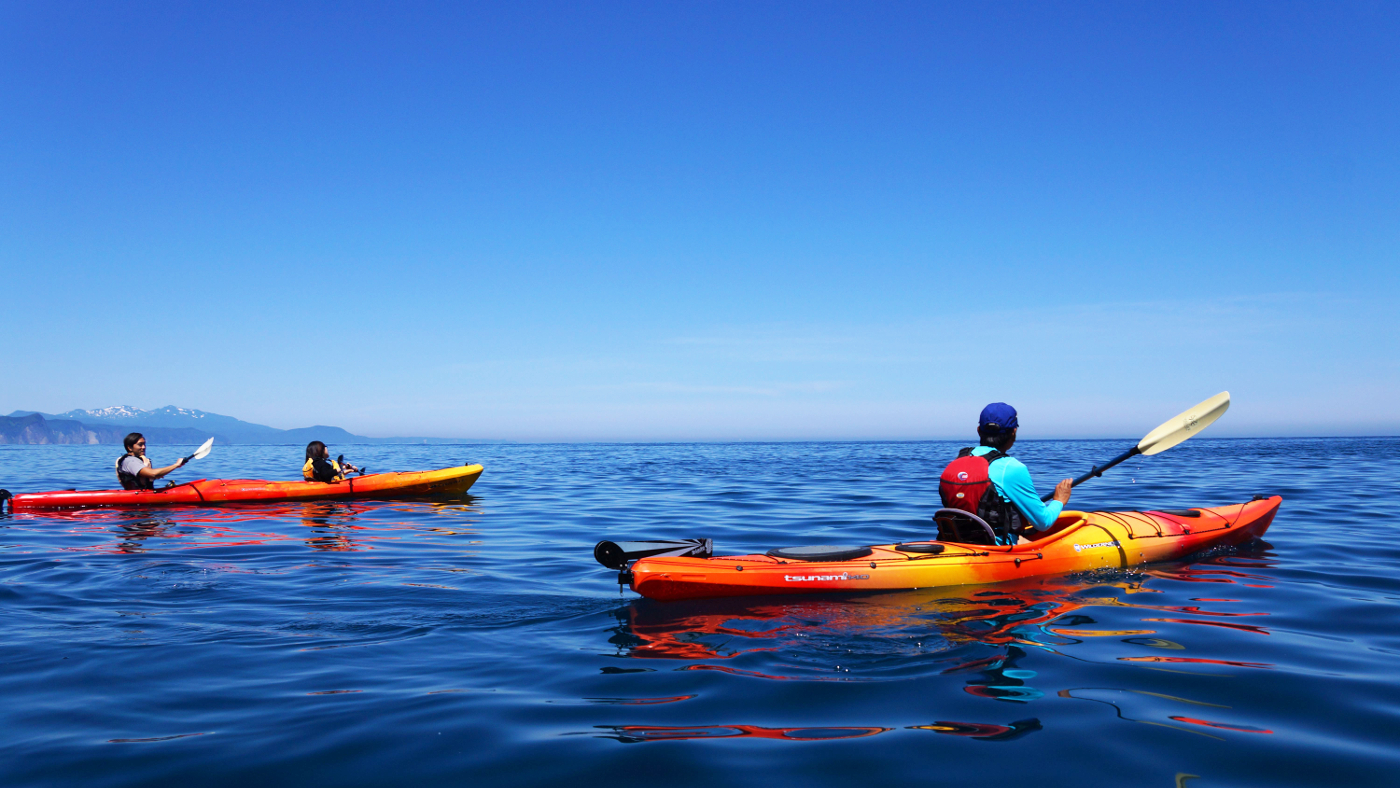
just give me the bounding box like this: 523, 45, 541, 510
2, 1, 1396, 440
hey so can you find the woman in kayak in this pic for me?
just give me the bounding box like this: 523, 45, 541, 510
303, 441, 362, 483
116, 433, 186, 490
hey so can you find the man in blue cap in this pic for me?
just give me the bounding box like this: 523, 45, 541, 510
938, 403, 1072, 545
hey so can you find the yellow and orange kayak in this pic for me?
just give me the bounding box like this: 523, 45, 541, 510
5, 464, 483, 510
621, 496, 1280, 601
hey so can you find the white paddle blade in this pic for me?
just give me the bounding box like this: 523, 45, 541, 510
1137, 391, 1231, 456
192, 437, 215, 460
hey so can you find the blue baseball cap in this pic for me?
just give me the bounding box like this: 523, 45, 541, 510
979, 402, 1019, 433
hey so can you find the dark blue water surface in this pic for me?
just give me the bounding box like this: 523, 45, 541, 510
2, 438, 1398, 787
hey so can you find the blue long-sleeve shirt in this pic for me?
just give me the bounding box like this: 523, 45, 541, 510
970, 445, 1064, 531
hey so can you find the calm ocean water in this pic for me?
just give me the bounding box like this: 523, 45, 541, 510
1, 438, 1397, 787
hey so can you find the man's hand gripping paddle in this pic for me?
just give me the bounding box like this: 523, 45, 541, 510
1040, 391, 1232, 502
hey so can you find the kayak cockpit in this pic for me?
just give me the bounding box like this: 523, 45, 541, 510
933, 507, 1089, 548
928, 510, 1091, 551
1024, 511, 1089, 542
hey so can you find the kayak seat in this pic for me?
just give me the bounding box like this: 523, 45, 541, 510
767, 545, 874, 562
933, 508, 997, 546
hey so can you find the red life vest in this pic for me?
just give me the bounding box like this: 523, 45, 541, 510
939, 447, 1025, 542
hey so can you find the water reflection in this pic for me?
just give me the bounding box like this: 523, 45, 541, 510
910, 718, 1043, 741
609, 569, 1278, 669
599, 554, 1286, 743
12, 497, 484, 555
592, 718, 1046, 744
300, 502, 366, 552
607, 577, 1122, 669
594, 724, 892, 743
958, 646, 1045, 702
607, 557, 1280, 704
1056, 687, 1273, 739
114, 513, 177, 554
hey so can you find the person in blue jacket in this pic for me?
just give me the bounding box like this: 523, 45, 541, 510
942, 403, 1072, 544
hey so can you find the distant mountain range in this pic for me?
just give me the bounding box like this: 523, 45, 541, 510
0, 406, 484, 445
0, 413, 216, 446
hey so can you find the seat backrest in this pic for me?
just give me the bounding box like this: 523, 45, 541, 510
933, 507, 998, 545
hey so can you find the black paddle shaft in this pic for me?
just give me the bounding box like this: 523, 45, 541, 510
1040, 446, 1142, 502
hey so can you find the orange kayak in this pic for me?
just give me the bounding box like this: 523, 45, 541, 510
613, 496, 1280, 602
3, 464, 483, 510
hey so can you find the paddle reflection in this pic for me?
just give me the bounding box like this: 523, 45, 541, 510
1055, 687, 1274, 739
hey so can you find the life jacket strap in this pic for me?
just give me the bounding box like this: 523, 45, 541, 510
115, 453, 154, 491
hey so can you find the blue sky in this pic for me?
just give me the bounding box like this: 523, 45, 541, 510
2, 1, 1395, 440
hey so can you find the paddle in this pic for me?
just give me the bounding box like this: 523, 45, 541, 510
337, 454, 367, 476
1039, 391, 1232, 502
181, 437, 215, 466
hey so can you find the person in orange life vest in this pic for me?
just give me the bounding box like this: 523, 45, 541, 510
115, 433, 187, 490
302, 441, 362, 483
939, 403, 1072, 545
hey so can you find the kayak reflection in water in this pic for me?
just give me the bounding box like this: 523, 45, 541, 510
302, 441, 362, 483
609, 581, 1086, 664
115, 433, 186, 490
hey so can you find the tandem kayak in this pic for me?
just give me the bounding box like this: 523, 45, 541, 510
1, 464, 483, 510
597, 496, 1280, 602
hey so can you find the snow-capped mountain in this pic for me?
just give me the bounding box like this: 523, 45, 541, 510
47, 406, 312, 443
58, 406, 215, 423
65, 405, 152, 420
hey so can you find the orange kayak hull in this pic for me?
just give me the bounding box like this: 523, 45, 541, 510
629, 497, 1280, 601
8, 464, 484, 510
